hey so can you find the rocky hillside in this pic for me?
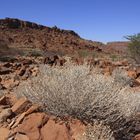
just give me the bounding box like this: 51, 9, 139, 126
102, 41, 129, 54
0, 18, 140, 140
0, 18, 102, 57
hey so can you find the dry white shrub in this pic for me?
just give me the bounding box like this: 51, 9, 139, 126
15, 64, 140, 140
85, 120, 115, 140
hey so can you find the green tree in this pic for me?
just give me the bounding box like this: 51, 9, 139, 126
125, 33, 140, 64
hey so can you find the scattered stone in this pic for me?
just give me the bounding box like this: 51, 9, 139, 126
136, 67, 140, 75
3, 63, 13, 68
0, 67, 12, 75
0, 83, 4, 90
0, 108, 12, 123
127, 70, 137, 79
2, 78, 19, 89
11, 112, 26, 128
18, 66, 26, 76
0, 105, 10, 111
113, 60, 128, 67
136, 77, 140, 84
41, 119, 71, 140
0, 127, 10, 140
7, 118, 11, 123
11, 105, 39, 128
22, 59, 32, 65
6, 93, 18, 106
31, 67, 39, 76
21, 68, 31, 80
0, 96, 7, 105
16, 113, 48, 140
9, 119, 16, 128
15, 132, 29, 140
25, 104, 39, 115
70, 119, 86, 140
11, 98, 30, 115
13, 63, 21, 70
133, 134, 140, 140
104, 66, 113, 76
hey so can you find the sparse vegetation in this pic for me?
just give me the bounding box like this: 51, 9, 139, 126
78, 50, 89, 58
13, 47, 44, 57
85, 121, 114, 140
15, 63, 140, 139
0, 56, 16, 62
125, 33, 140, 64
78, 50, 99, 59
28, 49, 44, 57
110, 54, 117, 61
92, 51, 98, 58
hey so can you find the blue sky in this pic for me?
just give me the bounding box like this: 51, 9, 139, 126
0, 0, 140, 42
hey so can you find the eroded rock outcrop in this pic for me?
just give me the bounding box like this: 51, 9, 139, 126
0, 18, 45, 29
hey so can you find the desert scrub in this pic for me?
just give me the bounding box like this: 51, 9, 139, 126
15, 64, 140, 140
85, 120, 114, 140
78, 50, 89, 58
110, 54, 117, 61
125, 33, 140, 64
